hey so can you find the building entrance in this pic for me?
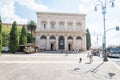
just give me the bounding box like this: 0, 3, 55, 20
68, 44, 72, 51
50, 43, 54, 50
58, 36, 65, 50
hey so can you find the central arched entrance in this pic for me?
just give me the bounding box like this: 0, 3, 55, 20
59, 36, 65, 50
50, 36, 56, 50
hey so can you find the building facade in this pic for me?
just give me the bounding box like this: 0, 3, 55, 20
35, 12, 86, 51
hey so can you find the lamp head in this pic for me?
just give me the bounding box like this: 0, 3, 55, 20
111, 2, 115, 7
95, 6, 97, 11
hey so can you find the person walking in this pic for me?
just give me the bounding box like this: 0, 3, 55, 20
87, 48, 93, 63
79, 58, 82, 63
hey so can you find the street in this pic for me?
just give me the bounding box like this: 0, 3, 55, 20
0, 52, 120, 80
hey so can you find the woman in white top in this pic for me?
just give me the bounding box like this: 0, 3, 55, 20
87, 48, 93, 63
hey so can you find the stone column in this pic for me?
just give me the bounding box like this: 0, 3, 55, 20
56, 36, 58, 50
36, 36, 40, 47
73, 36, 76, 50
65, 36, 68, 50
56, 19, 59, 31
47, 36, 50, 50
65, 19, 67, 31
73, 19, 76, 32
47, 18, 50, 31
81, 35, 86, 50
36, 18, 41, 31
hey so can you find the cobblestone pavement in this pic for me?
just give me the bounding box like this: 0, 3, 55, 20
0, 52, 120, 80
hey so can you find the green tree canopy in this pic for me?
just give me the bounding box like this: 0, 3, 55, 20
19, 25, 27, 45
27, 33, 33, 43
27, 20, 36, 36
86, 28, 91, 50
0, 17, 2, 53
9, 21, 19, 53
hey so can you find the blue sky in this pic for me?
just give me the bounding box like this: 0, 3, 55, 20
0, 0, 120, 47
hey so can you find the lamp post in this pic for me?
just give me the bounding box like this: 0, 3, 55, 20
94, 0, 115, 61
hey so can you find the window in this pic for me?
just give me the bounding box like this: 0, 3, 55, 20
43, 24, 46, 29
76, 22, 82, 27
68, 22, 73, 26
41, 21, 47, 29
60, 40, 64, 45
51, 23, 55, 29
59, 22, 64, 30
67, 22, 73, 30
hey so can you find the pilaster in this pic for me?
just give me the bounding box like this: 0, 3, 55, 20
65, 36, 68, 50
47, 36, 50, 50
65, 19, 67, 31
73, 36, 76, 50
56, 36, 58, 50
47, 18, 50, 31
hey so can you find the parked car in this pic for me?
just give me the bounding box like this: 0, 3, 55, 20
107, 48, 120, 58
2, 46, 9, 53
92, 49, 100, 56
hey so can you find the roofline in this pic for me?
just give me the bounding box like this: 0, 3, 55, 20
36, 12, 86, 16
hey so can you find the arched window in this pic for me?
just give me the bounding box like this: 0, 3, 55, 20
41, 35, 47, 39
50, 36, 56, 39
76, 36, 82, 40
67, 36, 73, 40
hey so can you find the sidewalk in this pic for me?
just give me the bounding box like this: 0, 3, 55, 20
0, 52, 120, 80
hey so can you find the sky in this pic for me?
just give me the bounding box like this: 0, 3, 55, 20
0, 0, 120, 48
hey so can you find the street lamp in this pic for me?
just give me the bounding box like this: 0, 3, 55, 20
94, 0, 115, 61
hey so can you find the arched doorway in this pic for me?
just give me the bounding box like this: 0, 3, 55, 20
40, 35, 47, 50
50, 43, 54, 50
50, 36, 56, 50
68, 44, 72, 50
59, 36, 65, 50
67, 36, 73, 51
76, 36, 82, 50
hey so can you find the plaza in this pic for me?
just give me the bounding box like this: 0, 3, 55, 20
0, 52, 120, 80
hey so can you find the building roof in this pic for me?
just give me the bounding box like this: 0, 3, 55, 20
36, 12, 86, 16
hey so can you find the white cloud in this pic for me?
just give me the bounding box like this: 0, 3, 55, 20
0, 0, 28, 24
15, 0, 48, 11
0, 0, 48, 24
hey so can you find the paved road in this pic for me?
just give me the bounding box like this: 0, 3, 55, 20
0, 52, 120, 80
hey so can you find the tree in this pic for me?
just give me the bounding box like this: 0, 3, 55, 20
2, 25, 21, 46
86, 28, 91, 50
9, 21, 19, 53
27, 20, 36, 42
19, 25, 27, 45
0, 17, 2, 53
27, 33, 33, 43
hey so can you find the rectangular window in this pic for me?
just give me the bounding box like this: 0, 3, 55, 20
43, 24, 46, 29
51, 24, 54, 29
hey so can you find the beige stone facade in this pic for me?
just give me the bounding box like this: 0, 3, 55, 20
35, 12, 86, 51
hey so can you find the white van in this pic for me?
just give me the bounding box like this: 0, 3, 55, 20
107, 48, 120, 58
2, 46, 9, 53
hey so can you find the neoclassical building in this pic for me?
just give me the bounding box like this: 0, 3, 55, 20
35, 12, 86, 51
